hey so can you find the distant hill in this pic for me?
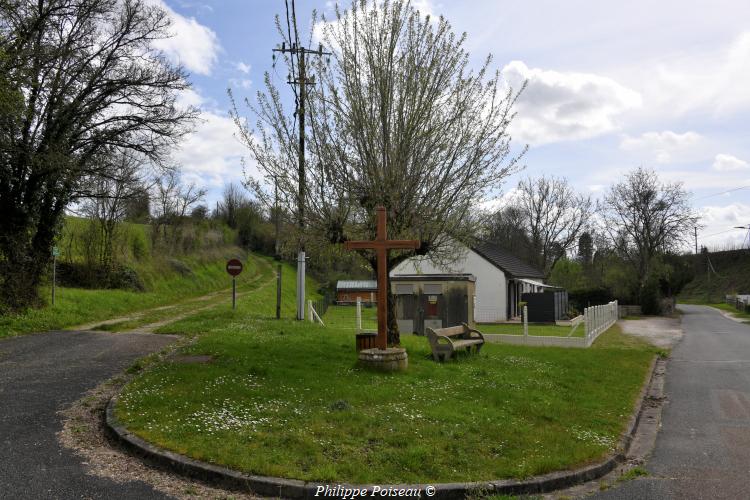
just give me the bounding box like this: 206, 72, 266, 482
679, 249, 750, 303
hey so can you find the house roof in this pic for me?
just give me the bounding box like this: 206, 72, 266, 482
471, 241, 545, 279
391, 274, 476, 282
336, 280, 378, 291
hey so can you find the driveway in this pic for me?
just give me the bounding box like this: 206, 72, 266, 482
591, 305, 750, 499
0, 330, 176, 499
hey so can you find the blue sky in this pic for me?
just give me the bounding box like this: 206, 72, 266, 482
154, 0, 750, 250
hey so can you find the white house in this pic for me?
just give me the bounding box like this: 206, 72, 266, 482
391, 241, 552, 322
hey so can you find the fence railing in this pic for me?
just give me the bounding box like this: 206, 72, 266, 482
583, 300, 618, 346
482, 300, 618, 348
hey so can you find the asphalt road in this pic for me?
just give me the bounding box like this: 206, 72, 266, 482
592, 305, 750, 499
0, 330, 176, 499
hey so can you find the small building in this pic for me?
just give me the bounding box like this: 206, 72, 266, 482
336, 280, 377, 304
391, 274, 476, 335
392, 240, 554, 322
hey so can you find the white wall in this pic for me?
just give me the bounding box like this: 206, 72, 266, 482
391, 247, 507, 322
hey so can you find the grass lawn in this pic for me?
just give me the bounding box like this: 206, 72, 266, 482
0, 249, 269, 338
322, 304, 378, 330
116, 264, 659, 485
477, 322, 582, 338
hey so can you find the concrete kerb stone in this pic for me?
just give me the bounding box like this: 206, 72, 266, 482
105, 355, 663, 499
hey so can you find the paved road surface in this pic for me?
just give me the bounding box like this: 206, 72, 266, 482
0, 330, 176, 499
592, 305, 750, 499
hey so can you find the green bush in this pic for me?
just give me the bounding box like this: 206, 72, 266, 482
130, 229, 149, 261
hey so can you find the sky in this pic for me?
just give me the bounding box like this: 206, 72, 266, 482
152, 0, 750, 251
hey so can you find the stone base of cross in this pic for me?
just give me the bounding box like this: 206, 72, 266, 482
344, 207, 420, 349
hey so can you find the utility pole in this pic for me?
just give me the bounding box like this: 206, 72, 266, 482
273, 0, 331, 321
694, 226, 698, 254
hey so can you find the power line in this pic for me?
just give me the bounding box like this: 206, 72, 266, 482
702, 228, 741, 238
695, 185, 750, 201
272, 0, 331, 321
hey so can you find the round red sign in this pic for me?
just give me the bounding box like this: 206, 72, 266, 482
226, 258, 243, 277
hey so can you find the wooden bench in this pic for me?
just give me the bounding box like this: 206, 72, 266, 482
425, 323, 485, 362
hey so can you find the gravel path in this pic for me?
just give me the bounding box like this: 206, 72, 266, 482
619, 315, 683, 349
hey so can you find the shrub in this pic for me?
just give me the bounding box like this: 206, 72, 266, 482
130, 229, 149, 261
569, 287, 615, 310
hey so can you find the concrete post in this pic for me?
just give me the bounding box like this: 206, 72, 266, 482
356, 297, 362, 332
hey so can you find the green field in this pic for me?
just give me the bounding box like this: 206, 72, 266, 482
116, 265, 659, 484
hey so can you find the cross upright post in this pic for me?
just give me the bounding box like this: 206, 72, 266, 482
344, 207, 420, 350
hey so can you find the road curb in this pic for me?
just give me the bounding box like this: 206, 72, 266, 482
105, 356, 661, 499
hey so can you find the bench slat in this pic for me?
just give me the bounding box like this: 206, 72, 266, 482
434, 326, 465, 337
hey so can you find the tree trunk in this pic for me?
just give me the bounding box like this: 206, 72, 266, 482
387, 272, 400, 346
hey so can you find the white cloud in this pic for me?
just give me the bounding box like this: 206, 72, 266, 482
712, 153, 749, 172
619, 131, 703, 164
175, 88, 206, 109
501, 61, 642, 145
632, 32, 750, 119
700, 203, 750, 248
229, 78, 252, 90
170, 88, 256, 192
149, 0, 220, 75
235, 61, 251, 74
313, 0, 436, 48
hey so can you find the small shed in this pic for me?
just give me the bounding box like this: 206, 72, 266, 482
521, 289, 568, 322
336, 280, 377, 305
391, 274, 476, 335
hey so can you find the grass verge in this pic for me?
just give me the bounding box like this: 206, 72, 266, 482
0, 248, 267, 338
700, 302, 750, 321
117, 272, 658, 484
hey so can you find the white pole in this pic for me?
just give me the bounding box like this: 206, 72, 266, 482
52, 254, 56, 306
297, 251, 305, 320
523, 305, 528, 340
356, 297, 362, 332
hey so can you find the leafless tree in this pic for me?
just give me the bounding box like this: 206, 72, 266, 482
600, 167, 700, 293
216, 183, 247, 229
515, 176, 594, 275
81, 149, 147, 270
176, 182, 207, 219
232, 0, 526, 344
0, 0, 197, 310
484, 205, 534, 263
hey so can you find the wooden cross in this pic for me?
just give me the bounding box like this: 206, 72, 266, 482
344, 207, 420, 350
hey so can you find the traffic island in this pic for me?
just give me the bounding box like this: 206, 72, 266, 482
104, 355, 663, 499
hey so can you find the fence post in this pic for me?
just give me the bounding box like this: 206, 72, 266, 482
585, 306, 590, 339
523, 305, 528, 340
356, 297, 362, 332
308, 300, 313, 323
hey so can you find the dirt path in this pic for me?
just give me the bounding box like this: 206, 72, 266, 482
70, 255, 276, 334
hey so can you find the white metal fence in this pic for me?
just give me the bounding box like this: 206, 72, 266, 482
483, 300, 619, 348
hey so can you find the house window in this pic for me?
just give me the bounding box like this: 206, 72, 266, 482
423, 284, 443, 295
395, 284, 414, 295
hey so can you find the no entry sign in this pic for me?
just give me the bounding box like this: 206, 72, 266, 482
226, 259, 243, 277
